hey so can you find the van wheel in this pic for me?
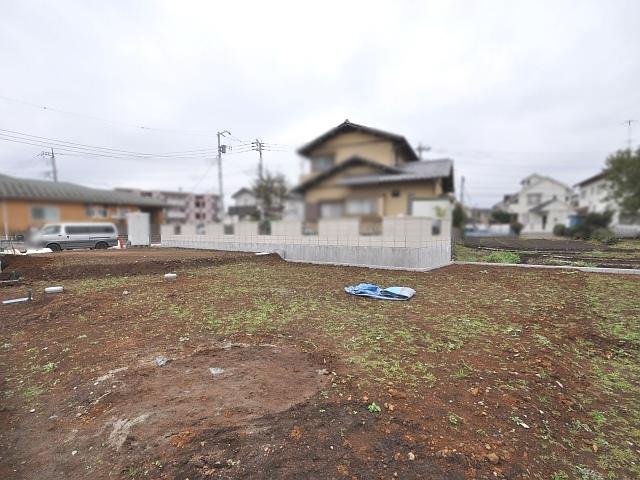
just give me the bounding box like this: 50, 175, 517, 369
46, 243, 62, 252
95, 241, 109, 249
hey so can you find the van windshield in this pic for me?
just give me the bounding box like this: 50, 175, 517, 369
41, 225, 61, 235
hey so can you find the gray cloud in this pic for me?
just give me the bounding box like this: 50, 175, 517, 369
1, 0, 638, 206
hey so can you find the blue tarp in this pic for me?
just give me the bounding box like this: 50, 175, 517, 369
344, 283, 416, 301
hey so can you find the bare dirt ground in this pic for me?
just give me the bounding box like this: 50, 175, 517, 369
0, 249, 257, 280
1, 249, 639, 479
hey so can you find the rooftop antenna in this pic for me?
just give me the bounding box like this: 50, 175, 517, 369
416, 143, 431, 160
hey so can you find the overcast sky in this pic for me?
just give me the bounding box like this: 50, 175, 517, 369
1, 0, 639, 207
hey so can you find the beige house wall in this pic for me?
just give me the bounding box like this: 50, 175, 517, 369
303, 164, 442, 218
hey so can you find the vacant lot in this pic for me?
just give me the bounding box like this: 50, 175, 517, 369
1, 249, 639, 479
457, 238, 640, 269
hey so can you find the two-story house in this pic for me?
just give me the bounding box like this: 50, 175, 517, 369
575, 172, 640, 237
292, 120, 454, 223
501, 174, 574, 234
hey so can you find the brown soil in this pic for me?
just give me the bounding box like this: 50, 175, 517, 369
0, 249, 257, 281
1, 249, 638, 479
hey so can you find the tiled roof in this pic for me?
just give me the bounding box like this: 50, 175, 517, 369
297, 120, 419, 162
337, 159, 453, 186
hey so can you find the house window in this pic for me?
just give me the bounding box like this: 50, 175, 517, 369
527, 193, 542, 206
310, 155, 335, 173
86, 205, 108, 218
31, 206, 59, 221
391, 189, 400, 198
345, 198, 376, 216
319, 202, 343, 219
173, 225, 181, 235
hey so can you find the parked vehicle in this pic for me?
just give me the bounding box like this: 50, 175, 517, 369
31, 223, 118, 251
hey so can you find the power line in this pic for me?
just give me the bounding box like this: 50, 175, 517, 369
0, 95, 222, 138
0, 128, 224, 158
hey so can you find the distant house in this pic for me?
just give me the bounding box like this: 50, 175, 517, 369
291, 120, 455, 223
497, 174, 574, 234
117, 188, 221, 225
0, 173, 165, 238
575, 172, 640, 237
228, 188, 259, 220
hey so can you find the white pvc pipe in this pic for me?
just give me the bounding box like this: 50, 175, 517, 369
164, 273, 177, 280
44, 286, 64, 294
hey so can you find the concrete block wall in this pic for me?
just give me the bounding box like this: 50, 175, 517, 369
179, 224, 198, 236
161, 234, 452, 271
383, 217, 432, 245
160, 224, 175, 239
318, 219, 359, 238
234, 221, 259, 236
205, 223, 224, 236
271, 221, 302, 237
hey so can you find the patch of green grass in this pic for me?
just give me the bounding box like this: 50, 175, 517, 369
42, 362, 56, 373
448, 413, 461, 426
483, 251, 521, 264
23, 385, 43, 401
590, 411, 606, 428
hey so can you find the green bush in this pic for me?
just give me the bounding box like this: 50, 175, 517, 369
569, 211, 613, 240
553, 224, 567, 237
510, 222, 524, 236
484, 251, 521, 264
591, 227, 617, 245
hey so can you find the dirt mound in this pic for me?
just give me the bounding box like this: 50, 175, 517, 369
17, 345, 329, 479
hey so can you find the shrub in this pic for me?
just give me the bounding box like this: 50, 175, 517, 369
491, 210, 512, 224
570, 211, 614, 239
484, 251, 521, 264
591, 227, 617, 245
553, 224, 567, 237
510, 222, 524, 236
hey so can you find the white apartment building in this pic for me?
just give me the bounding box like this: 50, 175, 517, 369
117, 188, 221, 225
502, 174, 574, 234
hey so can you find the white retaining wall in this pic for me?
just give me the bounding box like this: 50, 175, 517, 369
161, 233, 452, 271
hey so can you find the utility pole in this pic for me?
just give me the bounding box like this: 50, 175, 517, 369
623, 119, 637, 150
252, 139, 265, 221
416, 143, 431, 160
40, 148, 58, 181
252, 139, 264, 179
460, 175, 465, 206
216, 130, 230, 221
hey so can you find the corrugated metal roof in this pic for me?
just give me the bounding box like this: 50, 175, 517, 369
337, 159, 453, 186
0, 174, 166, 207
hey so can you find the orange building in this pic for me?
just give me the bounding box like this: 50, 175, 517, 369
0, 173, 165, 238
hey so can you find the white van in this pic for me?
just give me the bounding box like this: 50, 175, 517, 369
32, 223, 119, 252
